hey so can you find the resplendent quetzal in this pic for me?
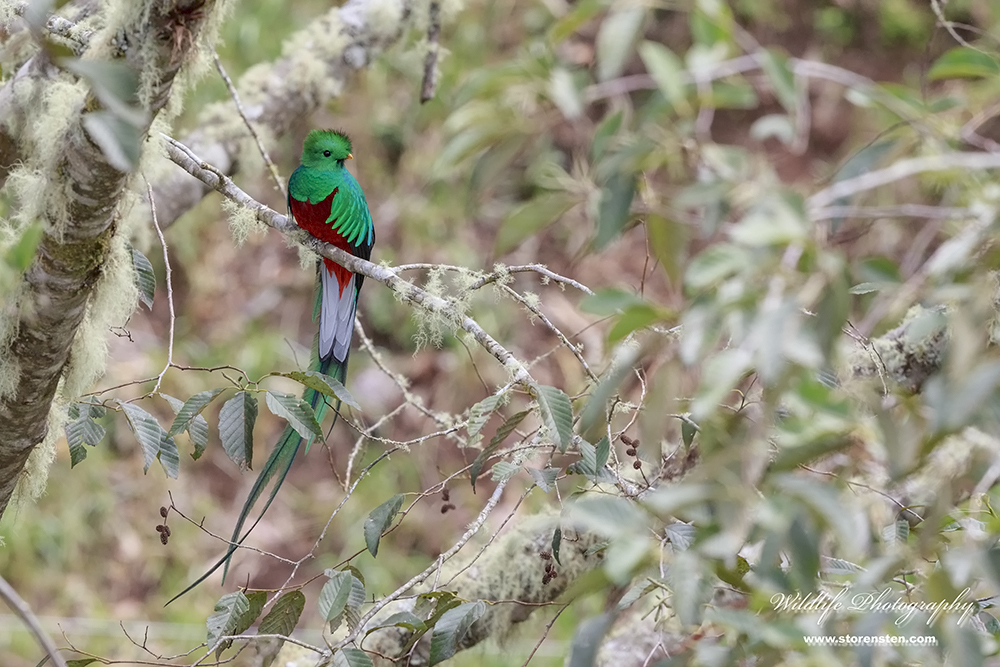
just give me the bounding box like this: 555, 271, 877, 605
168, 130, 374, 603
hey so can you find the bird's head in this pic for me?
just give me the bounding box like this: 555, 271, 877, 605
301, 129, 354, 169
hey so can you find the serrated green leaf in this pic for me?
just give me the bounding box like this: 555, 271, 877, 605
215, 590, 267, 657
6, 222, 43, 272
883, 519, 909, 544
285, 371, 360, 410
189, 414, 209, 460
471, 409, 529, 491
596, 7, 645, 82
119, 401, 178, 478
665, 522, 696, 550
821, 557, 864, 575
594, 172, 637, 249
364, 494, 404, 557
535, 385, 574, 453
428, 601, 487, 666
265, 391, 322, 441
65, 405, 106, 468
928, 47, 1000, 80
490, 461, 520, 482
368, 611, 426, 635
219, 391, 256, 470
466, 394, 503, 440
169, 388, 225, 436
207, 591, 250, 652
257, 590, 305, 637
552, 527, 562, 565
333, 647, 375, 667
528, 467, 559, 492
131, 245, 155, 309
319, 571, 353, 631
594, 436, 610, 469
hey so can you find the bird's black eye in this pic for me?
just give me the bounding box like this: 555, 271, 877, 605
323, 150, 331, 157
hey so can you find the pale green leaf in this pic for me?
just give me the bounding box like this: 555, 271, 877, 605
428, 601, 487, 666
535, 384, 574, 453
131, 245, 155, 309
169, 388, 225, 436
119, 401, 178, 478
364, 494, 404, 557
219, 391, 257, 470
596, 8, 645, 82
207, 591, 250, 651
265, 391, 322, 441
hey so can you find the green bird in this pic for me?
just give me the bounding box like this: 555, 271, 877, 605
169, 130, 374, 604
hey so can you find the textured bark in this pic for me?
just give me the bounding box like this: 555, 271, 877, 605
0, 0, 220, 518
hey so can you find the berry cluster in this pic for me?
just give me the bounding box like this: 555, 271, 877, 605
540, 551, 559, 585
440, 488, 456, 514
155, 505, 171, 545
621, 434, 642, 469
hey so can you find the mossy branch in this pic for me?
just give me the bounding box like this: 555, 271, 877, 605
162, 134, 536, 389
0, 0, 221, 519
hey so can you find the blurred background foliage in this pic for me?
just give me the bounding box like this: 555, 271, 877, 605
4, 0, 1000, 664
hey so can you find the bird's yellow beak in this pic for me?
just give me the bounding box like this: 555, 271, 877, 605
346, 153, 354, 160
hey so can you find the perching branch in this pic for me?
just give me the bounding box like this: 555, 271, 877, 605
161, 134, 537, 390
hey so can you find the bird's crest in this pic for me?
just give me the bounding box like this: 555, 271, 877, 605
301, 129, 353, 167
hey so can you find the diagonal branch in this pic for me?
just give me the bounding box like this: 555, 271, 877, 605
161, 135, 536, 389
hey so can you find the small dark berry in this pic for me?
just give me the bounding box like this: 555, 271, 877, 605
440, 505, 449, 514
625, 447, 636, 456
160, 533, 168, 545
442, 489, 450, 501
159, 506, 168, 518
633, 460, 642, 469
542, 574, 552, 585
550, 569, 558, 577
621, 434, 636, 447
155, 524, 165, 533
163, 525, 171, 537
446, 503, 456, 511
544, 562, 552, 573
540, 552, 552, 560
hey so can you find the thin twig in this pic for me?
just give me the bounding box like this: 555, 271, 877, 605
808, 152, 1000, 210
0, 575, 68, 667
213, 52, 286, 198
146, 180, 174, 395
